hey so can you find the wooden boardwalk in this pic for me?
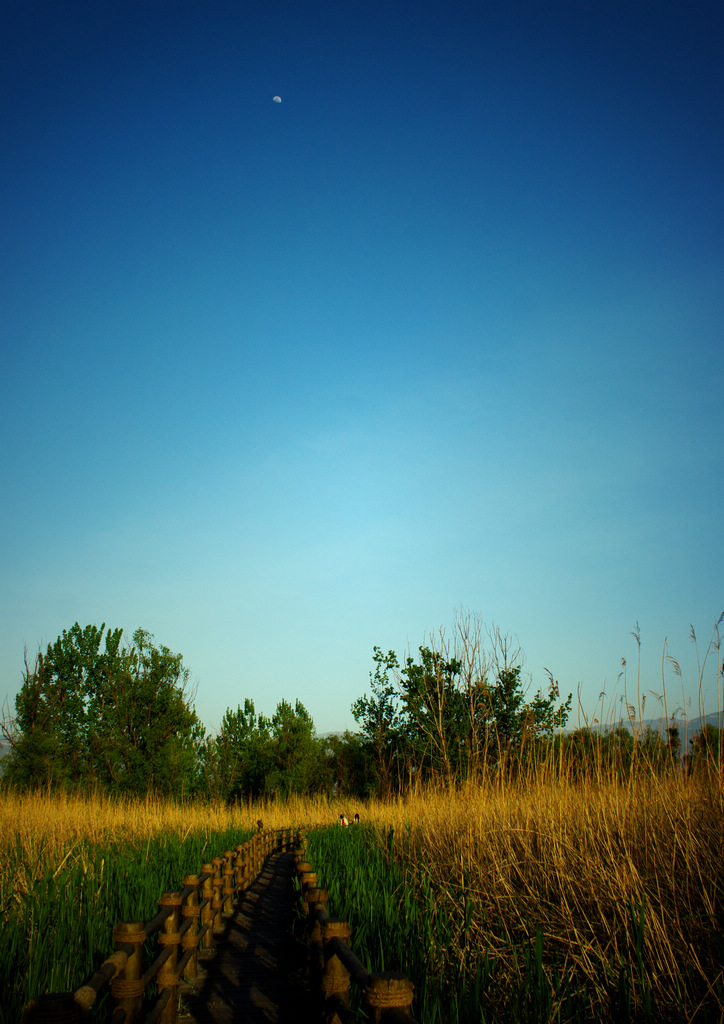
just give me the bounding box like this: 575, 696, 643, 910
178, 850, 315, 1024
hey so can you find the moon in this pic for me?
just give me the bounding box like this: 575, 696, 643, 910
272, 95, 282, 103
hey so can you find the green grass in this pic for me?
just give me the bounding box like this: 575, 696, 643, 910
306, 823, 499, 1022
0, 825, 255, 1024
305, 823, 722, 1024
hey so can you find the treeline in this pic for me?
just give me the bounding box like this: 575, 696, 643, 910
1, 620, 721, 800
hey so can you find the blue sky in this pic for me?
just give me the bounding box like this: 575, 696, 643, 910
2, 0, 722, 738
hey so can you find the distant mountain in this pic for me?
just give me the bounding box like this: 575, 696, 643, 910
584, 711, 722, 749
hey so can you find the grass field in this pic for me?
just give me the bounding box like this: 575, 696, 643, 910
308, 770, 723, 1023
1, 765, 722, 1023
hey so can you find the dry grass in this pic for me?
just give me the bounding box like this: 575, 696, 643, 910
1, 767, 722, 1021
371, 769, 724, 1020
0, 787, 388, 849
0, 787, 382, 904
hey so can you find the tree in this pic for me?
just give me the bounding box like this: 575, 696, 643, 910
359, 615, 573, 786
324, 730, 375, 798
685, 723, 723, 775
352, 647, 405, 796
475, 629, 572, 768
667, 721, 681, 763
266, 700, 325, 796
398, 646, 468, 781
559, 725, 635, 779
203, 699, 271, 802
3, 623, 123, 788
2, 624, 202, 795
92, 628, 203, 795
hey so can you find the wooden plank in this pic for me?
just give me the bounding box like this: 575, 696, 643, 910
178, 851, 314, 1024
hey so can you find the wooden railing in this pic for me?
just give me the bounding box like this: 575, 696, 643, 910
295, 844, 421, 1024
22, 827, 301, 1024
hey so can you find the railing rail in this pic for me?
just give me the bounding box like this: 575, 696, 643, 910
22, 826, 421, 1024
22, 827, 301, 1024
295, 844, 421, 1024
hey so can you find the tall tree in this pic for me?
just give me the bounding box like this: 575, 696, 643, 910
398, 646, 468, 781
4, 623, 123, 788
91, 628, 203, 795
324, 730, 374, 798
203, 699, 271, 801
351, 647, 405, 796
360, 615, 573, 786
686, 723, 723, 775
2, 624, 202, 795
266, 700, 325, 796
475, 628, 572, 766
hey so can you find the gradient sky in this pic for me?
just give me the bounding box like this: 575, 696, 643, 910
2, 0, 722, 739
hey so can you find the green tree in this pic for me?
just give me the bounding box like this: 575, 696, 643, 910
604, 726, 635, 778
558, 725, 638, 780
398, 646, 468, 781
2, 624, 202, 796
324, 730, 375, 798
474, 630, 572, 768
358, 617, 573, 786
561, 727, 602, 778
685, 723, 723, 775
266, 699, 325, 796
91, 628, 203, 795
351, 647, 405, 796
203, 699, 271, 801
667, 721, 681, 763
3, 624, 123, 788
479, 666, 572, 765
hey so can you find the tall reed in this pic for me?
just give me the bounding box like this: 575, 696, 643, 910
3, 765, 721, 1024
308, 765, 723, 1023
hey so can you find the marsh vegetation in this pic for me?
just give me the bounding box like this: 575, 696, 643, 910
1, 759, 722, 1024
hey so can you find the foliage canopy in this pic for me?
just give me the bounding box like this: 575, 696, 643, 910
2, 623, 202, 795
2, 614, 720, 799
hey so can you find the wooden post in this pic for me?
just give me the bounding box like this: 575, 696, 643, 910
248, 836, 257, 879
210, 857, 224, 934
241, 843, 250, 890
199, 864, 214, 951
304, 887, 328, 932
299, 870, 317, 896
322, 919, 352, 1022
233, 844, 245, 890
221, 851, 234, 916
181, 875, 200, 981
364, 974, 415, 1024
305, 889, 327, 996
157, 893, 181, 1024
111, 921, 145, 1024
